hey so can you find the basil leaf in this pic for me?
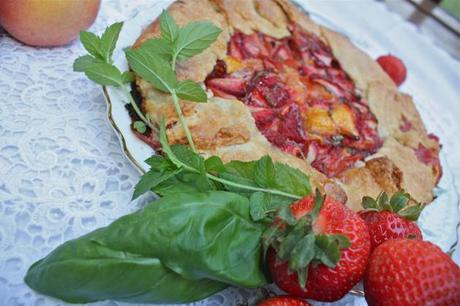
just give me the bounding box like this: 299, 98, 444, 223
174, 21, 222, 60
25, 191, 267, 304
141, 38, 173, 62
100, 22, 123, 62
84, 63, 123, 86
25, 236, 225, 304
125, 48, 176, 93
159, 10, 179, 43
79, 31, 103, 59
176, 80, 207, 102
73, 55, 102, 72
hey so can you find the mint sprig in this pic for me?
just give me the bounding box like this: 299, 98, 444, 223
74, 11, 221, 149
73, 21, 156, 134
125, 11, 221, 150
132, 120, 312, 211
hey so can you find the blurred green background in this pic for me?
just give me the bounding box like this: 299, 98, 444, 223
441, 0, 460, 19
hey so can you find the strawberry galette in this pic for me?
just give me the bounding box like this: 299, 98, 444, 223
132, 0, 441, 210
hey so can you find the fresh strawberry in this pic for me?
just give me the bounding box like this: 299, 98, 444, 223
265, 191, 371, 302
364, 239, 460, 306
376, 54, 407, 86
359, 190, 423, 251
257, 296, 311, 306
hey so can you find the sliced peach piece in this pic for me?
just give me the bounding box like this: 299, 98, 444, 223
224, 56, 243, 73
305, 107, 336, 135
331, 104, 358, 137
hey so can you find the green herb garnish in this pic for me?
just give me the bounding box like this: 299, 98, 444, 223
73, 12, 221, 149
132, 120, 312, 222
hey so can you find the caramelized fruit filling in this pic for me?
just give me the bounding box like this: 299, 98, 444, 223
205, 24, 382, 177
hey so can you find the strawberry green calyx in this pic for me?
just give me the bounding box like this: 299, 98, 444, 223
263, 190, 351, 289
361, 190, 425, 221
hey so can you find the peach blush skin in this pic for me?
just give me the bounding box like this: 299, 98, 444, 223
0, 0, 101, 47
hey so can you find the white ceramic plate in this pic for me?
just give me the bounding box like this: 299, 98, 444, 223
103, 1, 460, 304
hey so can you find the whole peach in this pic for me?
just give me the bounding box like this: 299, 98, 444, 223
0, 0, 101, 47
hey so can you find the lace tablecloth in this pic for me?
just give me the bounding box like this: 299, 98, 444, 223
0, 1, 459, 306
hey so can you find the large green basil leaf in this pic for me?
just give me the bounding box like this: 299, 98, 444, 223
25, 191, 266, 304
25, 236, 225, 304
91, 191, 266, 287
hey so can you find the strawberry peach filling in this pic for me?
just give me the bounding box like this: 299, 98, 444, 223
206, 24, 382, 177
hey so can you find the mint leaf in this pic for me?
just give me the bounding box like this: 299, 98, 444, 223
273, 163, 311, 196
254, 156, 276, 188
79, 31, 103, 59
205, 156, 225, 173
152, 172, 217, 196
121, 71, 135, 84
73, 55, 102, 72
132, 168, 181, 199
170, 144, 206, 174
141, 38, 173, 62
126, 48, 176, 93
249, 192, 272, 221
249, 192, 291, 221
174, 21, 222, 60
145, 155, 177, 172
84, 63, 123, 86
133, 121, 147, 133
160, 10, 178, 43
176, 80, 207, 102
100, 22, 123, 62
224, 160, 257, 181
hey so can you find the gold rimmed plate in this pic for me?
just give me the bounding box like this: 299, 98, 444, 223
102, 0, 460, 304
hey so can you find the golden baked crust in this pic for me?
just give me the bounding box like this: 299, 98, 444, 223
133, 0, 441, 209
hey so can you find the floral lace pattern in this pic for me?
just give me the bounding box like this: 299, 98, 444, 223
0, 1, 458, 306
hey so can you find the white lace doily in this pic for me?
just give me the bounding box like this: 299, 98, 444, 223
0, 1, 459, 306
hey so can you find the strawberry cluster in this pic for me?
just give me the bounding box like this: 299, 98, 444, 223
258, 190, 460, 305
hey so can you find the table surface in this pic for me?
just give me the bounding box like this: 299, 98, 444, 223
0, 1, 459, 306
